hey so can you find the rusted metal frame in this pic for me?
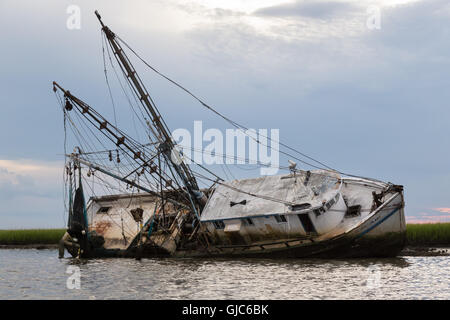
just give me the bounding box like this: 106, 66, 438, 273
71, 155, 188, 210
71, 98, 175, 190
61, 90, 187, 200
122, 153, 159, 180
59, 100, 186, 205
56, 84, 188, 198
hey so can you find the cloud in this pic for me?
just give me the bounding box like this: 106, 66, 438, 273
406, 216, 450, 224
0, 159, 64, 228
433, 208, 450, 214
406, 208, 450, 223
0, 159, 62, 198
254, 0, 361, 19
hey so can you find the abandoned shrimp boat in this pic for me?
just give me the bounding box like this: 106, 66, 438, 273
56, 11, 406, 259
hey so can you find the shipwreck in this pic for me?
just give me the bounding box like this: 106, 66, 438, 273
56, 12, 406, 259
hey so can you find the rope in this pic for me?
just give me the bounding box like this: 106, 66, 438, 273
116, 35, 339, 172
116, 34, 388, 184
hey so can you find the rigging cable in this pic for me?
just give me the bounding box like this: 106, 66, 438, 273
116, 35, 338, 173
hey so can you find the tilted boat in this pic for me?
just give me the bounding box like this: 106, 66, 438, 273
56, 12, 406, 259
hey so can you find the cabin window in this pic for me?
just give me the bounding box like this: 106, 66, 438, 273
274, 215, 287, 223
245, 218, 254, 226
326, 198, 336, 209
345, 205, 361, 218
291, 203, 311, 211
212, 220, 225, 229
97, 206, 111, 214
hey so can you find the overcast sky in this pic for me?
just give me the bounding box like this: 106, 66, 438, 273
0, 0, 449, 228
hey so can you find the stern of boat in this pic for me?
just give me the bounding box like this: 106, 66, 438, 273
343, 184, 406, 257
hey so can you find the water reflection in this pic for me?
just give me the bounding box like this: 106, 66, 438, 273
0, 249, 447, 300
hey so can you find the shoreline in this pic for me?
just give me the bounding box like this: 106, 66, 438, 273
0, 244, 448, 257
0, 244, 59, 250
1, 224, 449, 257
399, 245, 449, 257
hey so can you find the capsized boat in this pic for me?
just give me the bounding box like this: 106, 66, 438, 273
56, 11, 406, 259
60, 169, 405, 258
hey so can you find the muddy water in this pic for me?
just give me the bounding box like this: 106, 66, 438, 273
0, 249, 448, 299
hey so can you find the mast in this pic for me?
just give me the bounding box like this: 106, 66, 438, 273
94, 11, 206, 212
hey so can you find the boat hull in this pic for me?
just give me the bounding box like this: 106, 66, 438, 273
61, 184, 406, 259
172, 191, 406, 259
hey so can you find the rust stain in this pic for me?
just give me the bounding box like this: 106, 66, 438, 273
93, 221, 112, 235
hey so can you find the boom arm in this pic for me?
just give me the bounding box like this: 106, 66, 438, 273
94, 10, 205, 210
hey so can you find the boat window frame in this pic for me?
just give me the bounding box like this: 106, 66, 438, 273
245, 218, 254, 226
274, 215, 287, 223
345, 205, 361, 218
291, 203, 312, 211
212, 220, 225, 230
97, 206, 111, 214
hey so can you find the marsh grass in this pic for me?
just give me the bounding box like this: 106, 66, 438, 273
0, 229, 65, 245
406, 223, 450, 246
0, 224, 449, 246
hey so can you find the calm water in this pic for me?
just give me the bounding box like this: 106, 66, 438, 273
0, 249, 448, 299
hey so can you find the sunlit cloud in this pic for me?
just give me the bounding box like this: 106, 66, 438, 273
433, 208, 450, 214
168, 0, 427, 46
407, 208, 450, 223
0, 159, 61, 183
406, 216, 450, 224
189, 0, 293, 14
0, 159, 63, 199
0, 159, 65, 228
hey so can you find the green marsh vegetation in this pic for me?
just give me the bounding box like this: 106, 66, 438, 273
406, 223, 450, 246
0, 224, 449, 246
0, 229, 65, 245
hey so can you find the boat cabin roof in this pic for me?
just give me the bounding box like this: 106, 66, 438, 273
200, 170, 341, 222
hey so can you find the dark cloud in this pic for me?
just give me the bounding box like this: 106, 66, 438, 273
254, 0, 360, 19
